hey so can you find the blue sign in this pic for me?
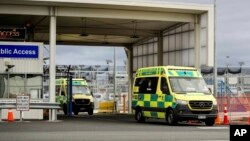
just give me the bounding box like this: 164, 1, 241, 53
0, 45, 39, 58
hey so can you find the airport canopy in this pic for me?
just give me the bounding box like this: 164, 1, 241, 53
0, 0, 213, 46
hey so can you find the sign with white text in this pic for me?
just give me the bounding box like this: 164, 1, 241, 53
16, 95, 30, 111
230, 125, 250, 141
0, 45, 38, 58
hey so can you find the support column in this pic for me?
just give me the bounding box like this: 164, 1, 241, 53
194, 15, 201, 70
49, 7, 57, 121
126, 45, 133, 114
157, 32, 163, 66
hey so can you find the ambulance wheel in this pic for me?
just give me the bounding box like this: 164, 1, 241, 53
88, 109, 94, 115
63, 104, 68, 115
135, 109, 145, 123
73, 109, 79, 115
205, 118, 215, 126
166, 109, 177, 126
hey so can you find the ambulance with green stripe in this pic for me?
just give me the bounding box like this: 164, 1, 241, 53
56, 78, 94, 115
132, 66, 217, 126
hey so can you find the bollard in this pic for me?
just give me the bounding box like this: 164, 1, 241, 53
122, 95, 126, 113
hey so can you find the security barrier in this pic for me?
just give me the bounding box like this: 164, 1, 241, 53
98, 101, 115, 113
216, 96, 250, 125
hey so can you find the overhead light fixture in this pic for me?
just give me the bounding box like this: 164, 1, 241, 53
130, 20, 139, 38
80, 17, 89, 37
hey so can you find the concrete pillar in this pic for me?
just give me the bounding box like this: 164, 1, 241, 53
157, 32, 163, 66
126, 45, 133, 114
194, 15, 201, 70
49, 7, 57, 121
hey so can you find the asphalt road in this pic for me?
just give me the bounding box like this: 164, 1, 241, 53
0, 113, 229, 141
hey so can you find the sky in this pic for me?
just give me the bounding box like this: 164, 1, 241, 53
50, 0, 250, 67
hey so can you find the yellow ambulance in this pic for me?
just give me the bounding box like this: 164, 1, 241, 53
132, 66, 217, 126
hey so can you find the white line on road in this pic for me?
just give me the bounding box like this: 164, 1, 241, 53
197, 127, 229, 130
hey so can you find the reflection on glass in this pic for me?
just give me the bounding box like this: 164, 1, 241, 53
72, 86, 90, 94
169, 77, 210, 94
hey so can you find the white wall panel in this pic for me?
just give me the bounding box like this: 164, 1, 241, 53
189, 31, 195, 48
182, 24, 189, 31
133, 46, 137, 56
148, 55, 154, 66
133, 57, 137, 71
169, 52, 175, 65
163, 53, 169, 65
176, 26, 182, 33
169, 35, 175, 51
182, 50, 189, 66
154, 55, 158, 66
138, 45, 143, 56
189, 49, 195, 66
148, 43, 154, 54
175, 52, 181, 66
201, 28, 207, 46
201, 13, 207, 27
153, 43, 158, 53
143, 44, 147, 55
143, 56, 147, 67
176, 34, 181, 50
190, 23, 194, 30
138, 56, 143, 68
182, 32, 189, 49
201, 47, 207, 66
163, 37, 169, 52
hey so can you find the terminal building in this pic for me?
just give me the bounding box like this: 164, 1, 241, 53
0, 0, 215, 120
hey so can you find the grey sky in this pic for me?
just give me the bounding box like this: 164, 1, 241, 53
55, 46, 126, 66
53, 0, 250, 67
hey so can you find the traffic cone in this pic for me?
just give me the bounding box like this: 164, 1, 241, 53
215, 105, 221, 125
7, 109, 14, 122
223, 104, 229, 125
215, 114, 221, 125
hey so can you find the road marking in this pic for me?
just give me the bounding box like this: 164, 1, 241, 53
197, 127, 229, 130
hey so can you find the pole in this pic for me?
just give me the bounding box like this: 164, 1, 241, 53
213, 0, 218, 97
49, 7, 57, 121
68, 76, 73, 117
113, 47, 116, 112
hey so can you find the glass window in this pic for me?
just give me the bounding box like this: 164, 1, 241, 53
169, 77, 210, 94
161, 77, 170, 94
135, 77, 158, 94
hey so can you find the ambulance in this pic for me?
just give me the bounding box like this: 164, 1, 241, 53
56, 78, 94, 115
132, 66, 218, 126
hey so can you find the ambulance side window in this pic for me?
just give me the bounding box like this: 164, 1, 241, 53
161, 77, 170, 94
135, 77, 158, 94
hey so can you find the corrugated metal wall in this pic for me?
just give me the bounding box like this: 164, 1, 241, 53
0, 42, 44, 73
132, 13, 208, 71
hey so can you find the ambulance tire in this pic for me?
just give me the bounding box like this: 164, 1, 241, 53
135, 109, 145, 123
73, 108, 79, 115
63, 104, 68, 115
205, 118, 215, 126
166, 109, 177, 126
88, 109, 94, 115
